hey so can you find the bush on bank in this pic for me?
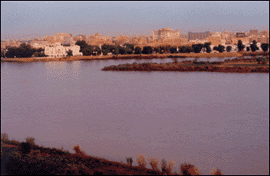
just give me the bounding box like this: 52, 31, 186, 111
2, 136, 225, 175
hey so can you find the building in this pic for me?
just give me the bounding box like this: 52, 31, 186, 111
250, 29, 259, 37
207, 36, 225, 46
236, 32, 246, 38
74, 35, 86, 42
221, 31, 231, 40
44, 42, 82, 58
152, 28, 180, 40
188, 31, 211, 41
30, 40, 50, 49
260, 30, 269, 38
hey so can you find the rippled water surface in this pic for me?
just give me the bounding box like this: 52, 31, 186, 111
1, 58, 269, 175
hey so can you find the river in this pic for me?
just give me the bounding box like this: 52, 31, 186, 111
1, 58, 269, 175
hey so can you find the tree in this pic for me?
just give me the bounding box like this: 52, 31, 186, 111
206, 46, 211, 53
5, 46, 18, 58
213, 46, 218, 51
1, 133, 9, 141
186, 46, 193, 53
261, 43, 269, 52
126, 158, 133, 166
154, 47, 160, 54
124, 43, 134, 52
5, 43, 34, 58
26, 137, 35, 145
204, 42, 211, 53
179, 46, 187, 53
237, 40, 245, 52
252, 40, 259, 50
250, 40, 259, 52
18, 43, 35, 58
161, 159, 167, 173
75, 40, 88, 52
111, 46, 119, 55
169, 47, 177, 53
226, 46, 232, 52
93, 46, 101, 55
134, 46, 141, 54
142, 46, 152, 54
82, 46, 93, 56
101, 44, 109, 50
66, 50, 73, 57
1, 49, 5, 58
102, 48, 109, 55
192, 44, 203, 53
217, 45, 225, 53
119, 47, 127, 55
160, 46, 165, 54
126, 48, 133, 54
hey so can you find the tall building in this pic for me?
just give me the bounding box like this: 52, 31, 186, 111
152, 28, 180, 40
188, 31, 211, 41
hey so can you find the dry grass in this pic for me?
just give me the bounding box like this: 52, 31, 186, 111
181, 163, 202, 175
167, 160, 175, 174
136, 153, 147, 168
149, 157, 159, 171
211, 169, 223, 175
73, 145, 88, 158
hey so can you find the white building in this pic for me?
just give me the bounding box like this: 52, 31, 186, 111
44, 42, 82, 58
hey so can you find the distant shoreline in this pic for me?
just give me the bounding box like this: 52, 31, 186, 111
102, 57, 269, 73
2, 52, 265, 63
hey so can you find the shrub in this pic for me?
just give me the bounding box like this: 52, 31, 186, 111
1, 133, 9, 141
226, 46, 232, 52
237, 40, 245, 52
134, 46, 142, 54
19, 142, 31, 155
136, 153, 146, 168
142, 46, 153, 54
154, 47, 160, 53
161, 159, 167, 173
217, 45, 225, 53
180, 163, 201, 175
261, 43, 269, 52
167, 160, 175, 174
73, 145, 88, 157
211, 169, 223, 175
250, 44, 257, 52
169, 47, 177, 53
126, 157, 133, 166
149, 157, 159, 171
26, 137, 35, 145
102, 49, 109, 55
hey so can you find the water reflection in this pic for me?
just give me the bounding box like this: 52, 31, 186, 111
44, 61, 82, 93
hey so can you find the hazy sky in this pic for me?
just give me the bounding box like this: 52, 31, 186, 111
1, 1, 269, 40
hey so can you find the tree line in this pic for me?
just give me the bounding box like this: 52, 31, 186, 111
1, 40, 269, 58
1, 43, 46, 58
75, 40, 269, 56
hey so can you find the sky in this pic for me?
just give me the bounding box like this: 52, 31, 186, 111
1, 1, 269, 40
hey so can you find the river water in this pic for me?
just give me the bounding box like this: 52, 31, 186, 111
1, 58, 269, 175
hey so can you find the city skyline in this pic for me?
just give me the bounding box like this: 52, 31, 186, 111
1, 1, 269, 40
